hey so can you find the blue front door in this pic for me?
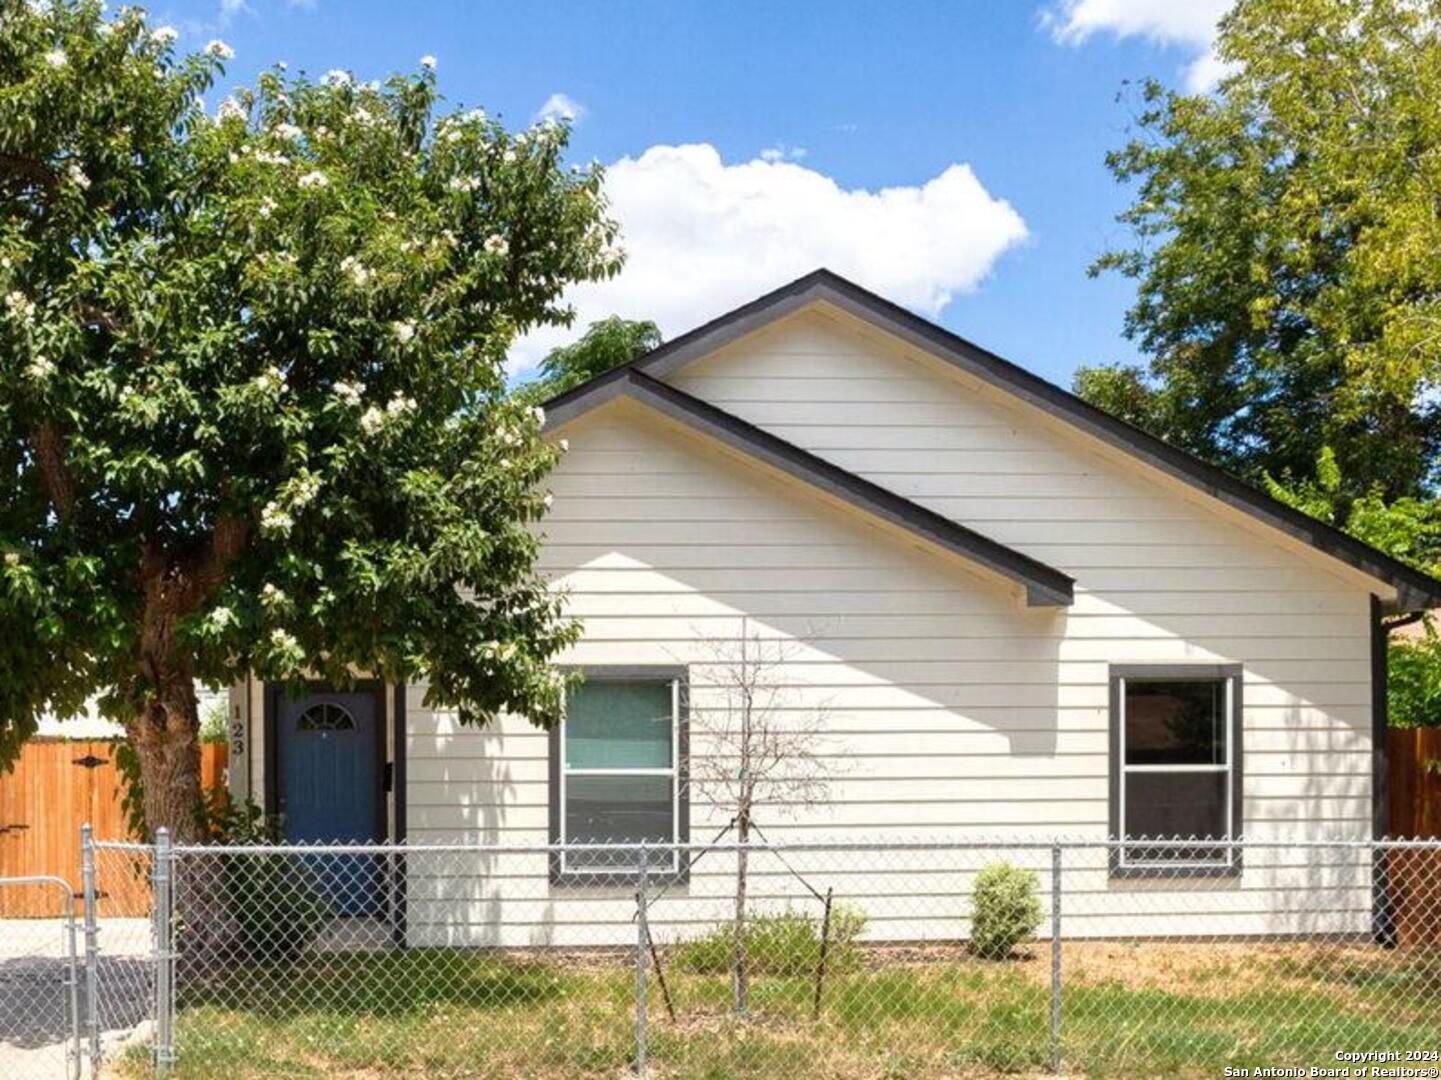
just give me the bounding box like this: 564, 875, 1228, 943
276, 687, 385, 915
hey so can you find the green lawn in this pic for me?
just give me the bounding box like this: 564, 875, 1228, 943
121, 941, 1439, 1079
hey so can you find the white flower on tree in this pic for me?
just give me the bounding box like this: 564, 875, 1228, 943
392, 320, 416, 345
484, 234, 509, 257
252, 367, 286, 394
359, 406, 385, 436
6, 291, 35, 321
44, 48, 66, 68
331, 380, 365, 407
206, 606, 237, 631
150, 26, 177, 45
298, 170, 329, 189
205, 39, 234, 60
260, 502, 294, 537
419, 55, 437, 70
339, 255, 370, 286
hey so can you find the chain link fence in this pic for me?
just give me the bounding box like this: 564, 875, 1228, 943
5, 833, 1437, 1078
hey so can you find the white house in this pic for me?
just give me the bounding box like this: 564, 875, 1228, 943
225, 270, 1441, 945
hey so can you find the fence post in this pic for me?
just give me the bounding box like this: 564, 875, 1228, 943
1050, 842, 1062, 1074
152, 827, 174, 1077
634, 842, 650, 1079
81, 823, 102, 1075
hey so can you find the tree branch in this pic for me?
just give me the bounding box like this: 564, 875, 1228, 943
76, 301, 124, 335
0, 152, 58, 196
30, 421, 78, 520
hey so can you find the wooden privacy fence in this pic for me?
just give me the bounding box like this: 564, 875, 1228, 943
1388, 727, 1441, 946
0, 738, 227, 916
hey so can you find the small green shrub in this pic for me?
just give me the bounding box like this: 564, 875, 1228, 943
222, 852, 333, 964
672, 905, 868, 976
969, 862, 1043, 959
199, 697, 230, 743
178, 803, 333, 969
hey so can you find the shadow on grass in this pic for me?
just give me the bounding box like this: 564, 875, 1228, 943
1272, 950, 1441, 999
180, 948, 568, 1020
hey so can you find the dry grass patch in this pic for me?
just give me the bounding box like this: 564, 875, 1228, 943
106, 938, 1440, 1079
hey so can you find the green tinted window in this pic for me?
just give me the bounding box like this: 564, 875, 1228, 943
564, 680, 673, 769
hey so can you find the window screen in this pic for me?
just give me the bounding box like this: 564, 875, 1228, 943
558, 677, 681, 876
1114, 668, 1240, 872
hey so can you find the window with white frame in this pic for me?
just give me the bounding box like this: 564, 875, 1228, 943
553, 672, 685, 878
1111, 665, 1242, 873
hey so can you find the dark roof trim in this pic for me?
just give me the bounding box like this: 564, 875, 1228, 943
545, 369, 1074, 608
546, 269, 1441, 613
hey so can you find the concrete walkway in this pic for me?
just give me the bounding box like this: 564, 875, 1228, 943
0, 917, 153, 1078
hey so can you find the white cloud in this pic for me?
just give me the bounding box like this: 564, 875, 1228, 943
759, 143, 808, 163
509, 144, 1027, 374
1042, 0, 1235, 91
536, 92, 585, 125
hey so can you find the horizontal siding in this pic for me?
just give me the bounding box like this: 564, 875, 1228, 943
404, 308, 1377, 941
394, 845, 1374, 947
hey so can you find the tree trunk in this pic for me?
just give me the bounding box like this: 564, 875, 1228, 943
128, 638, 229, 984
130, 563, 208, 844
130, 674, 203, 843
732, 809, 751, 1014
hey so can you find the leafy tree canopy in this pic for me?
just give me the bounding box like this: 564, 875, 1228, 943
0, 0, 621, 835
1265, 448, 1441, 727
1077, 0, 1441, 504
521, 315, 661, 401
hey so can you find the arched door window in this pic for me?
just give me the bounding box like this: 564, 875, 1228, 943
296, 701, 355, 733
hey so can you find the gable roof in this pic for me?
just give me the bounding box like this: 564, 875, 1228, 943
544, 269, 1441, 614
545, 369, 1075, 607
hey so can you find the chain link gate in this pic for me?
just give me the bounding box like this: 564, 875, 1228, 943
0, 875, 82, 1080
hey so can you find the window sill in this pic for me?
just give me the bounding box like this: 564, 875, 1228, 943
1109, 862, 1242, 881
548, 866, 691, 889
546, 852, 690, 889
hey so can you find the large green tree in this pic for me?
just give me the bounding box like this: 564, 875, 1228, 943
521, 315, 661, 401
1265, 448, 1441, 726
1077, 0, 1441, 503
0, 1, 620, 838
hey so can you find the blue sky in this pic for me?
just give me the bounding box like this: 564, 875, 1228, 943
154, 0, 1230, 386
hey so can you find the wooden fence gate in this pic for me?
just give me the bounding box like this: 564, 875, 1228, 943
0, 738, 226, 917
1388, 728, 1441, 946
